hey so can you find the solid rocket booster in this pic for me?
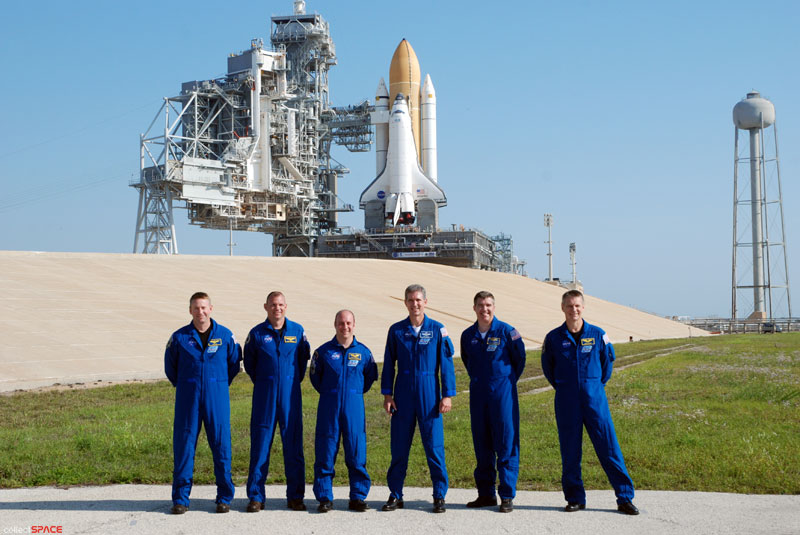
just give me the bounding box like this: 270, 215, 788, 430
420, 74, 437, 182
374, 78, 390, 174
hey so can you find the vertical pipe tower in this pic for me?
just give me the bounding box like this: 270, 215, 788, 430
544, 213, 554, 282
732, 91, 792, 321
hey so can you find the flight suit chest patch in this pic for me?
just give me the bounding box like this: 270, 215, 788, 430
487, 336, 501, 352
284, 336, 297, 344
329, 352, 341, 361
419, 331, 433, 344
347, 353, 361, 367
580, 338, 595, 353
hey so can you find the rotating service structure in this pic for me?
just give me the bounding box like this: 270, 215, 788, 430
131, 1, 370, 256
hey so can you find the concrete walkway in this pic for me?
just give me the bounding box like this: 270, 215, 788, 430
1, 484, 797, 535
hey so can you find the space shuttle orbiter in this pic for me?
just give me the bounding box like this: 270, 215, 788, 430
360, 93, 445, 226
360, 39, 446, 229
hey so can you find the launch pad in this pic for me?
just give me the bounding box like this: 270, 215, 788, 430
130, 1, 525, 274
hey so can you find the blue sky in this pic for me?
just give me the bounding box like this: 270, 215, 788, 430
1, 0, 798, 318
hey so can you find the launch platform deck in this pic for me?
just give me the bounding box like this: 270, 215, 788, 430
316, 228, 498, 269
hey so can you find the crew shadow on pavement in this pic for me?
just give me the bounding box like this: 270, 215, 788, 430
443, 503, 566, 513
586, 507, 633, 516
0, 499, 169, 513
304, 499, 434, 513
495, 504, 565, 513
371, 499, 449, 513
303, 499, 382, 514
251, 498, 304, 512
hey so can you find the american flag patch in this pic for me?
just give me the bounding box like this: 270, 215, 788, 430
440, 327, 448, 337
602, 333, 610, 344
511, 329, 521, 341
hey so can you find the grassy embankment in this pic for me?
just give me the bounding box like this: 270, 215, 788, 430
1, 334, 798, 494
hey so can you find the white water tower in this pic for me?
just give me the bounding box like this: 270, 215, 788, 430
732, 91, 792, 320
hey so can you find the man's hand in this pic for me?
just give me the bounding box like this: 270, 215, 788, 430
439, 396, 452, 414
384, 394, 397, 415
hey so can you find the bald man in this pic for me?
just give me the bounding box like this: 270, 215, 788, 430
310, 310, 378, 512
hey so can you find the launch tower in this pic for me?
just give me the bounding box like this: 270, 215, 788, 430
131, 0, 370, 256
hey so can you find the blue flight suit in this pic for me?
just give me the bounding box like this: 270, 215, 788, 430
381, 315, 457, 500
460, 318, 526, 500
541, 321, 635, 505
164, 319, 241, 507
309, 336, 379, 502
244, 318, 311, 503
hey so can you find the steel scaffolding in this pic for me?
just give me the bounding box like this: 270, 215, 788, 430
131, 4, 364, 256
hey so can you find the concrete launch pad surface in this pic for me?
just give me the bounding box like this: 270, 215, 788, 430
1, 484, 797, 535
0, 251, 706, 392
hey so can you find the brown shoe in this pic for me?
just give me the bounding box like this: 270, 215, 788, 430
170, 504, 188, 515
246, 500, 264, 513
287, 498, 307, 511
215, 502, 230, 513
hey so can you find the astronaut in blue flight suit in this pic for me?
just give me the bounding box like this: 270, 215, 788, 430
380, 284, 457, 514
244, 291, 311, 513
541, 290, 639, 516
164, 291, 241, 515
309, 309, 378, 513
460, 291, 526, 513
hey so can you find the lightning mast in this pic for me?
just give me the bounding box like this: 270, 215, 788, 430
544, 213, 554, 282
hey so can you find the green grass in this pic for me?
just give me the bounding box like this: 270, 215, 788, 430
1, 333, 798, 494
